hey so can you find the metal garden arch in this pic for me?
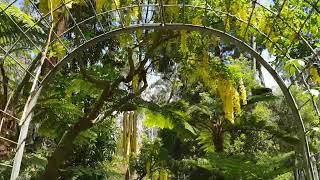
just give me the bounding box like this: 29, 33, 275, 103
0, 1, 319, 179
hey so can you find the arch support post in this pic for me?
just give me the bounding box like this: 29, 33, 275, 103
10, 58, 44, 179
250, 52, 317, 180
10, 88, 42, 180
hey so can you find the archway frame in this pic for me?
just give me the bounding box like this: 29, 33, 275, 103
40, 24, 316, 180
0, 1, 319, 179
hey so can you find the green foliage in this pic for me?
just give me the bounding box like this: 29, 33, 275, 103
65, 78, 101, 99
187, 152, 295, 180
252, 103, 272, 122
18, 153, 47, 179
63, 120, 117, 179
284, 59, 305, 77
196, 131, 215, 153
290, 85, 319, 125
143, 109, 174, 129
35, 98, 84, 139
2, 0, 320, 179
139, 47, 303, 178
287, 86, 320, 152
139, 100, 196, 136
48, 41, 67, 60
130, 136, 168, 180
0, 153, 47, 179
0, 2, 44, 46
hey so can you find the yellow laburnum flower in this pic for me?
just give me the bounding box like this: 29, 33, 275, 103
233, 90, 241, 115
180, 30, 188, 55
239, 79, 247, 105
310, 66, 320, 84
217, 80, 236, 123
216, 78, 243, 123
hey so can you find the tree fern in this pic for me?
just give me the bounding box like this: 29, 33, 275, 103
143, 109, 174, 129
196, 131, 215, 153
139, 100, 196, 135
186, 152, 295, 179
0, 3, 45, 47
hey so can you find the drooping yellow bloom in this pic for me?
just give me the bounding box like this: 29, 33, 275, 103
217, 79, 242, 123
310, 66, 320, 84
224, 17, 230, 32
180, 30, 188, 55
238, 79, 247, 105
233, 90, 241, 115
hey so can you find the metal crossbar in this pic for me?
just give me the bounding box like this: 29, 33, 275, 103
159, 0, 165, 25
0, 1, 64, 74
303, 0, 320, 13
37, 4, 286, 57
284, 0, 319, 58
112, 0, 125, 27
257, 2, 320, 61
84, 0, 106, 34
27, 0, 70, 54
0, 1, 319, 179
0, 47, 38, 81
1, 1, 317, 62
0, 0, 70, 67
204, 0, 208, 26
0, 135, 18, 145
0, 162, 13, 168
0, 0, 18, 15
59, 0, 87, 42
0, 110, 20, 122
0, 95, 12, 133
1, 2, 304, 68
182, 0, 186, 24
0, 6, 42, 51
243, 0, 256, 38
136, 0, 141, 23
145, 0, 151, 24
265, 0, 287, 40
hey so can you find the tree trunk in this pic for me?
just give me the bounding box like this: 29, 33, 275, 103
0, 63, 8, 111
123, 111, 128, 157
40, 118, 93, 179
213, 128, 224, 153
256, 63, 266, 86
125, 168, 130, 180
41, 86, 112, 179
130, 112, 138, 154
213, 127, 225, 180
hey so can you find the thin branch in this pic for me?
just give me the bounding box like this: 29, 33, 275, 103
78, 58, 111, 89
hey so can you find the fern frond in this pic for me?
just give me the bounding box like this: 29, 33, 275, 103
137, 99, 196, 135
186, 152, 295, 179
0, 3, 45, 47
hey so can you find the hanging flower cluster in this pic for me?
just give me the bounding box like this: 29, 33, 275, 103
310, 64, 320, 84
217, 79, 242, 123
